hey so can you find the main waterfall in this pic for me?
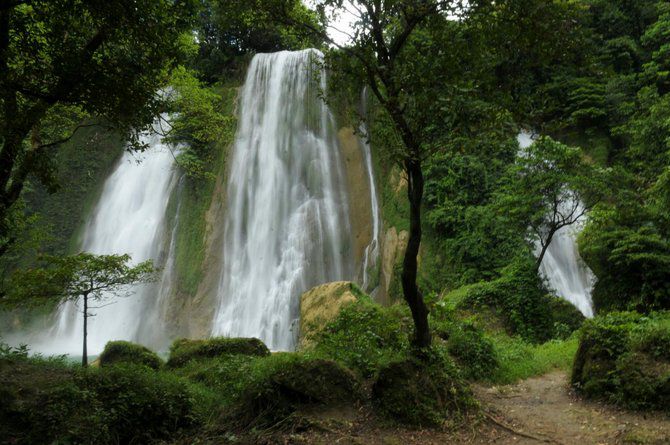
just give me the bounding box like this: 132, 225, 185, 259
33, 126, 180, 356
211, 50, 352, 350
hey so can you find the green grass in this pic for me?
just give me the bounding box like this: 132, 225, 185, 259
488, 334, 578, 385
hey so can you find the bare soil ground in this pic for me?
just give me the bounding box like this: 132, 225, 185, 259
271, 371, 670, 445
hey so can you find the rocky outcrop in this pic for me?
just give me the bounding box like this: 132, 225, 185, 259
299, 281, 360, 349
378, 227, 409, 305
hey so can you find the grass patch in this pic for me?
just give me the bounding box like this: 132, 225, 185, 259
488, 334, 578, 384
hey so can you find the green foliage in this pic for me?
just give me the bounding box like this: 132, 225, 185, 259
98, 340, 163, 370
172, 352, 361, 431
167, 337, 270, 368
0, 0, 197, 247
225, 355, 361, 430
193, 0, 324, 80
166, 67, 236, 180
572, 311, 670, 411
4, 253, 155, 309
311, 298, 411, 377
434, 320, 499, 380
0, 355, 199, 444
371, 347, 475, 427
452, 256, 559, 343
489, 335, 579, 385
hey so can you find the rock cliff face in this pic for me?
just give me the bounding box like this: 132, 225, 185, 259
337, 127, 373, 280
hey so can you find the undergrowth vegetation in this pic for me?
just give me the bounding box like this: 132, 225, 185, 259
572, 311, 670, 411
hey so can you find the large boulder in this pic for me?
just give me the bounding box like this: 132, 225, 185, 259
372, 350, 474, 426
99, 340, 163, 370
299, 281, 361, 349
167, 337, 270, 368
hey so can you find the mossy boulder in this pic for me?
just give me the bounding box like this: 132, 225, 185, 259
167, 337, 270, 368
98, 340, 163, 370
371, 349, 474, 426
228, 355, 361, 429
299, 281, 362, 349
310, 298, 411, 377
572, 311, 670, 411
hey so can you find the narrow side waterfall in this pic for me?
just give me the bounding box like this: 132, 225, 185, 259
34, 125, 180, 355
517, 132, 595, 317
212, 50, 352, 350
359, 88, 381, 293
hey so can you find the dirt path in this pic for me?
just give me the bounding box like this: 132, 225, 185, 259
475, 371, 670, 445
271, 371, 670, 444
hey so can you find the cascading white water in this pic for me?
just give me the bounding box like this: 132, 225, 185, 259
33, 123, 180, 356
517, 132, 595, 317
359, 88, 381, 293
212, 50, 352, 351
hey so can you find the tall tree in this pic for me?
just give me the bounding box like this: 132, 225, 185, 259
5, 253, 155, 366
0, 0, 195, 254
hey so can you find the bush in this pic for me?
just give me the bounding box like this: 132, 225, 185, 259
99, 340, 163, 370
572, 311, 670, 411
371, 347, 474, 426
435, 321, 499, 380
0, 357, 199, 444
451, 256, 584, 343
311, 299, 411, 377
167, 337, 270, 368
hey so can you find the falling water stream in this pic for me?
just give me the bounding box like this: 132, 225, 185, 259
32, 123, 180, 356
517, 132, 595, 317
211, 50, 352, 350
359, 88, 381, 293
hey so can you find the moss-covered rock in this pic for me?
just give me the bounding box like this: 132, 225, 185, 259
98, 340, 163, 370
371, 349, 474, 426
572, 311, 670, 411
299, 281, 361, 349
228, 354, 361, 429
167, 337, 270, 368
311, 297, 411, 377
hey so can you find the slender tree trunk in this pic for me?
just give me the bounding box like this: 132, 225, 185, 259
82, 293, 88, 367
401, 159, 431, 349
535, 227, 557, 271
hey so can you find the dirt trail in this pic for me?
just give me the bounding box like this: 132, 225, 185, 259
280, 371, 670, 445
475, 371, 670, 445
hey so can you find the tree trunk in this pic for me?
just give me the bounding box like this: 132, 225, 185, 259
401, 159, 431, 349
535, 227, 558, 271
82, 293, 88, 367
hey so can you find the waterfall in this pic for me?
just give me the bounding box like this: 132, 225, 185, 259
359, 88, 381, 293
33, 122, 180, 356
517, 132, 595, 317
212, 50, 352, 351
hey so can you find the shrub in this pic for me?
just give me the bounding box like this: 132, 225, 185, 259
167, 337, 270, 368
435, 321, 499, 380
0, 357, 199, 444
572, 311, 670, 411
371, 347, 475, 426
85, 365, 197, 443
311, 299, 411, 377
451, 256, 584, 343
98, 340, 163, 370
